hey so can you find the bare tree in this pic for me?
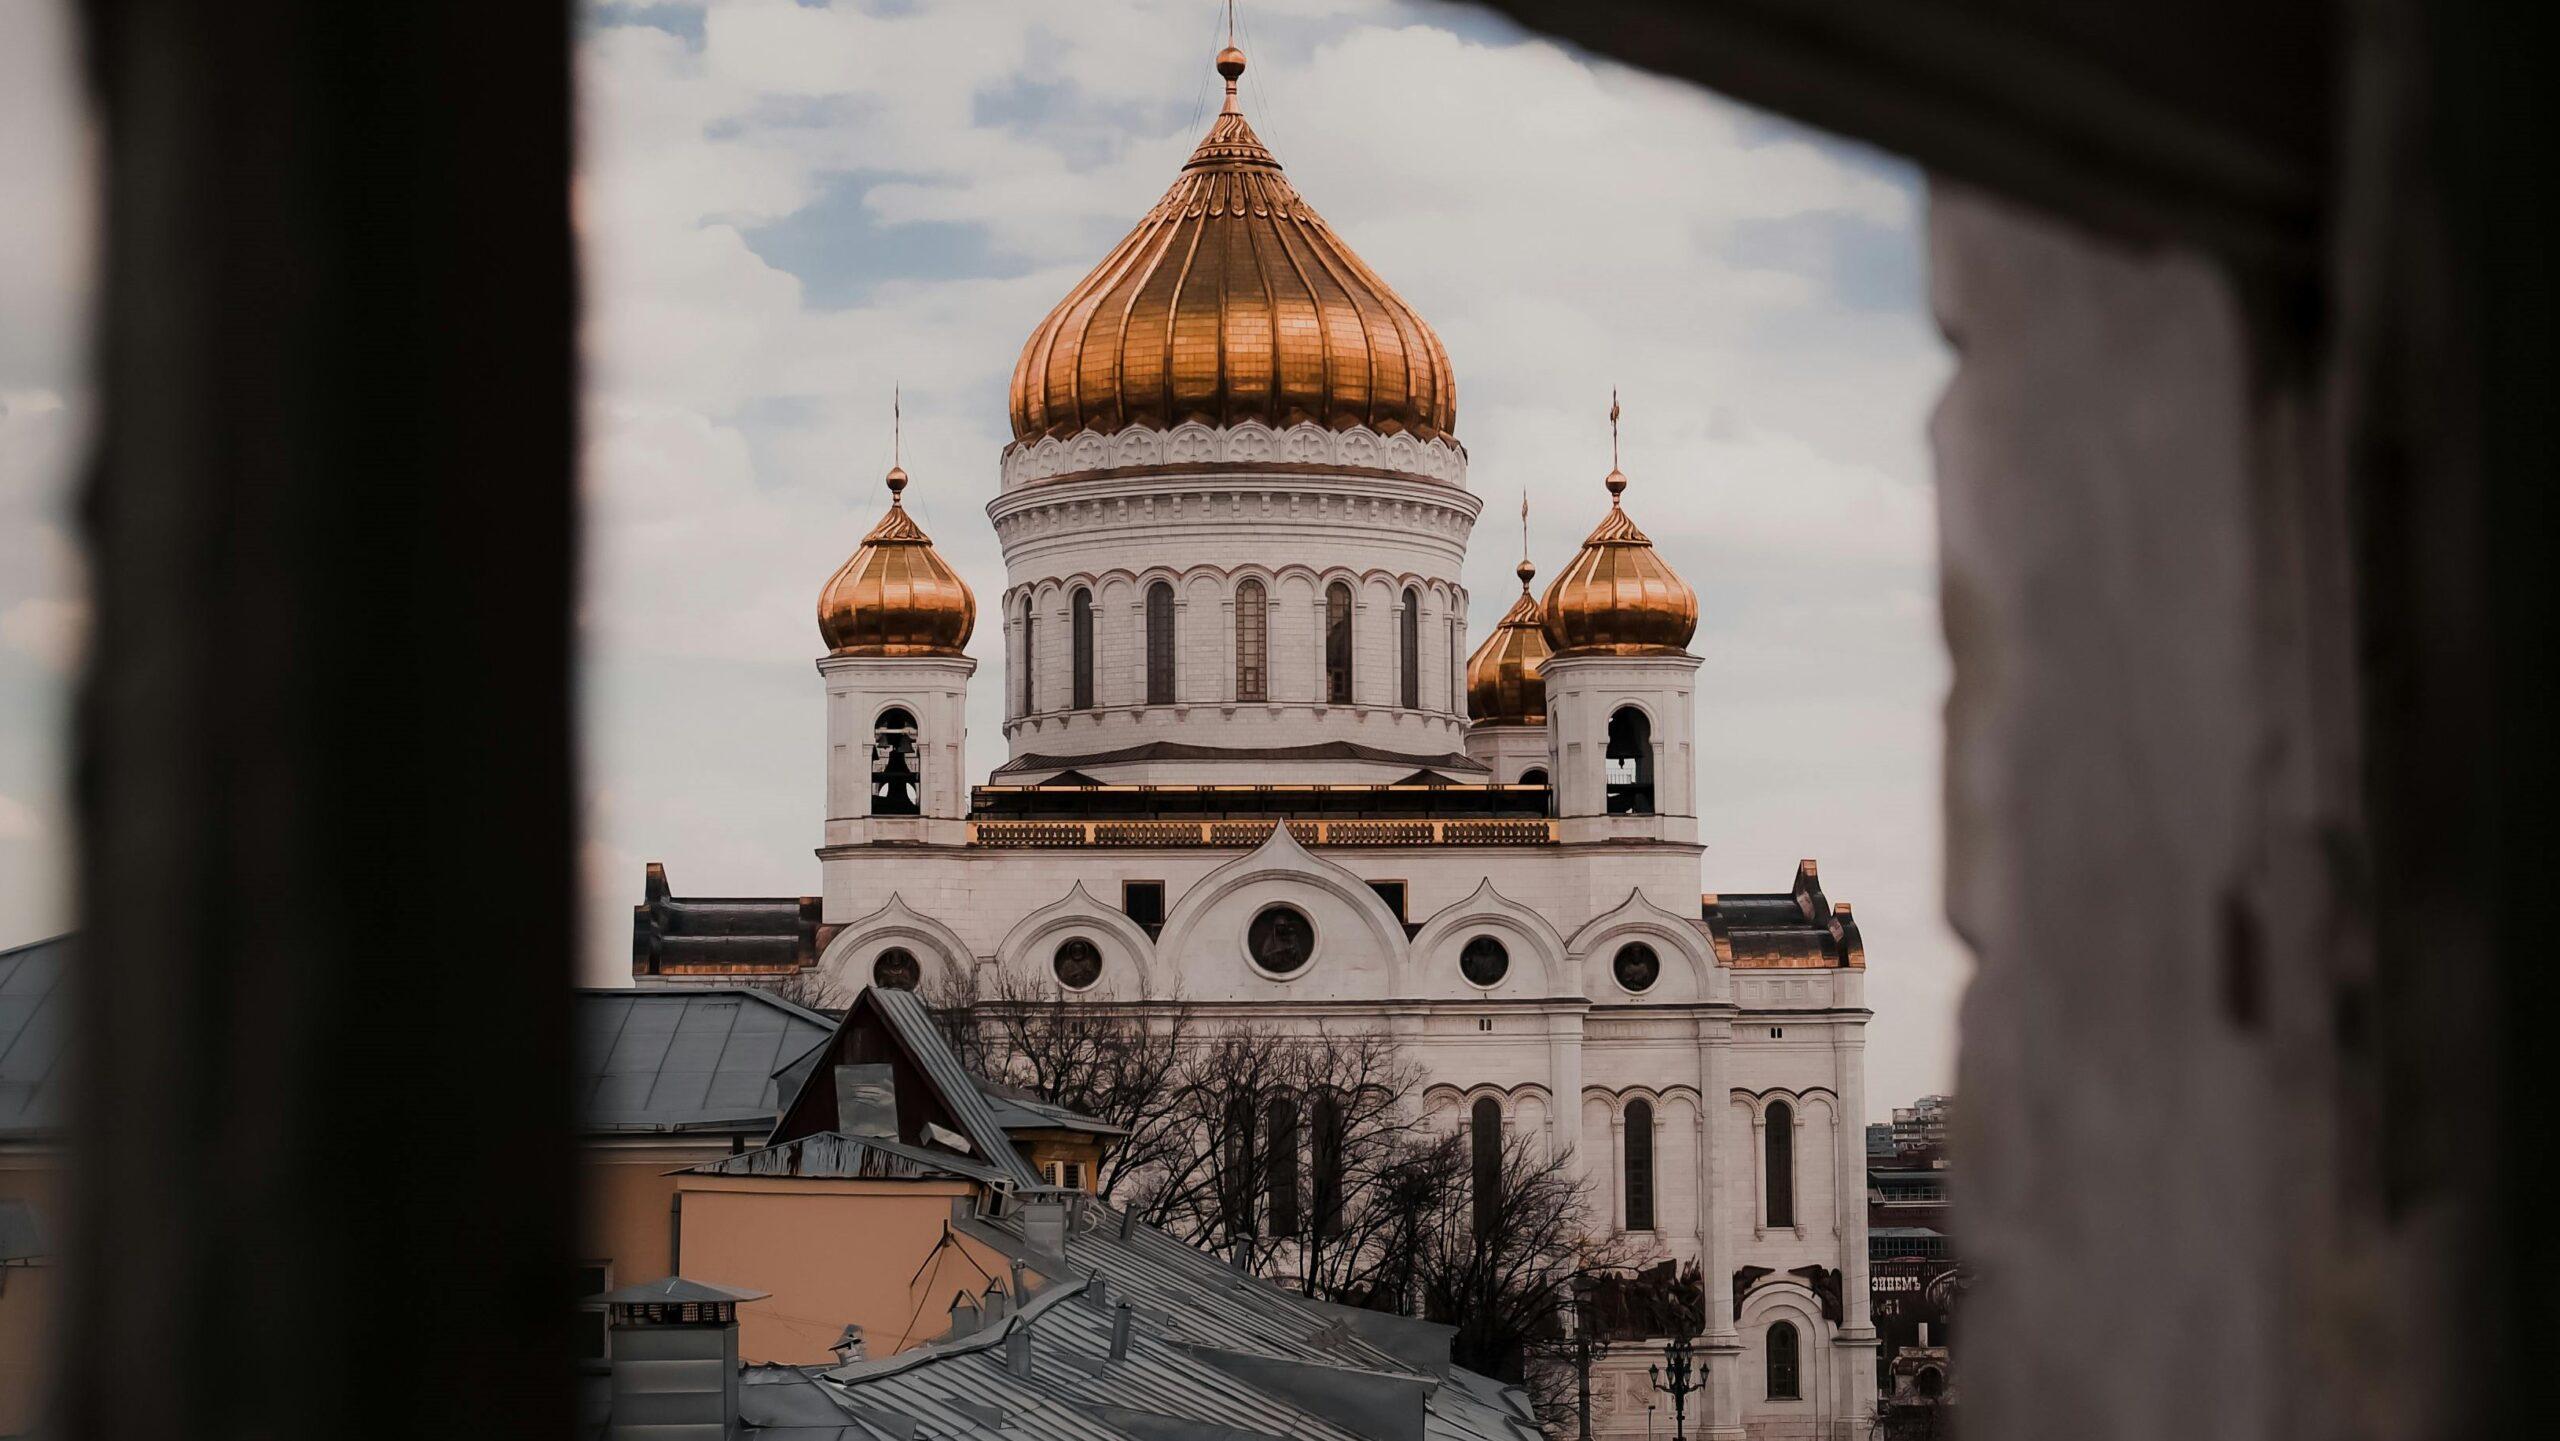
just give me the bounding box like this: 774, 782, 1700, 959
1139, 1024, 1437, 1293
929, 967, 1195, 1203
761, 967, 852, 1015
1412, 1133, 1640, 1387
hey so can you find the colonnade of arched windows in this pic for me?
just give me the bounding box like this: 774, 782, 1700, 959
1031, 577, 1453, 716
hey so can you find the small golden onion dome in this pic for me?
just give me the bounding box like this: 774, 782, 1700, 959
1541, 468, 1697, 656
1007, 45, 1456, 446
817, 467, 975, 657
1466, 558, 1553, 726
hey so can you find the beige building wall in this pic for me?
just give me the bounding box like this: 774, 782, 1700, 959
672, 1176, 997, 1365
581, 1141, 733, 1295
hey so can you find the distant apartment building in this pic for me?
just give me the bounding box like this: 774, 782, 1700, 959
1891, 1095, 1952, 1158
1869, 1094, 1961, 1413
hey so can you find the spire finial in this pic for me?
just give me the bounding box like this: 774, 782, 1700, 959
1216, 3, 1247, 114
1516, 491, 1536, 590
1604, 389, 1627, 502
885, 385, 909, 499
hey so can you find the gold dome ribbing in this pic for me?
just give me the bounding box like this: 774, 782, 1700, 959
1541, 413, 1697, 655
1006, 46, 1456, 447
1467, 513, 1553, 724
818, 467, 976, 657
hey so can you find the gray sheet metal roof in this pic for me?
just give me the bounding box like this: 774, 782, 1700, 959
579, 987, 836, 1133
0, 934, 68, 1141
597, 1276, 770, 1305
683, 1131, 1014, 1187
809, 1253, 1540, 1441
980, 1087, 1128, 1137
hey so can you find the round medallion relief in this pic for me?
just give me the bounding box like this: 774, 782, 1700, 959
1612, 941, 1661, 994
1459, 934, 1510, 987
1052, 937, 1104, 991
872, 947, 921, 991
1246, 903, 1316, 976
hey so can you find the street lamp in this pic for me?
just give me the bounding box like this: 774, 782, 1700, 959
1649, 1332, 1705, 1441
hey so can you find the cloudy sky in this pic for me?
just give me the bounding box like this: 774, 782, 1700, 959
1, 0, 1962, 1116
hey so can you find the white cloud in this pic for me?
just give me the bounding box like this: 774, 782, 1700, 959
0, 0, 1967, 1109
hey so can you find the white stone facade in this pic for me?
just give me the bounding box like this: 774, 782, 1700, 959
780, 419, 1877, 1437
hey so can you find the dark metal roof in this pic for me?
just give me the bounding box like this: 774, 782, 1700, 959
990, 740, 1490, 780
971, 780, 1543, 823
597, 1276, 770, 1305
632, 862, 823, 979
682, 1131, 1014, 1186
0, 934, 69, 1140
1701, 859, 1864, 968
579, 987, 837, 1133
804, 1198, 1544, 1441
980, 1085, 1127, 1137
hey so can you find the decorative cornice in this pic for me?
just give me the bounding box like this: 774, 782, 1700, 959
1000, 421, 1467, 489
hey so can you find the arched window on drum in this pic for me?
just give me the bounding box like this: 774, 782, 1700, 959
1399, 586, 1421, 708
1016, 593, 1036, 714
1145, 581, 1176, 705
1234, 578, 1268, 701
1070, 587, 1095, 710
1324, 582, 1355, 704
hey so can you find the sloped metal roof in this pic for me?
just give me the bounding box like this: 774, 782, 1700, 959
597, 1276, 770, 1305
578, 987, 837, 1133
854, 986, 1043, 1189
683, 1130, 1013, 1187
0, 934, 69, 1141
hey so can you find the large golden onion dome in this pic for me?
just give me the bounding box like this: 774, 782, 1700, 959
818, 464, 976, 657
1541, 403, 1698, 655
1007, 45, 1456, 446
1466, 508, 1553, 725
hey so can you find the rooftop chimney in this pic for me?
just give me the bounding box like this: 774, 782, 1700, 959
947, 1289, 982, 1339
1005, 1322, 1033, 1378
982, 1276, 1009, 1322
830, 1324, 866, 1365
1020, 1191, 1072, 1260
1108, 1301, 1134, 1361
1089, 1274, 1109, 1309
601, 1277, 766, 1441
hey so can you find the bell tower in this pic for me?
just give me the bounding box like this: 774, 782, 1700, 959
1538, 397, 1702, 843
815, 413, 977, 848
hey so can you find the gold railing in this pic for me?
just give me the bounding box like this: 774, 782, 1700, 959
968, 818, 1557, 848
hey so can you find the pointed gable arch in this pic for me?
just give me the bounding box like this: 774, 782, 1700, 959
1408, 877, 1570, 994
1152, 822, 1409, 993
1567, 888, 1718, 1002
994, 880, 1160, 998
817, 893, 975, 995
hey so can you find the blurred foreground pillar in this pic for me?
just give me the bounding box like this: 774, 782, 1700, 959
66, 2, 576, 1438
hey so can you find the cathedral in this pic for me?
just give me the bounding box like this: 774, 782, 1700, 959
632, 41, 1875, 1441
